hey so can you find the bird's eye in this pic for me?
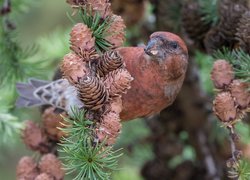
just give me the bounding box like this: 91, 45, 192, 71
169, 41, 178, 49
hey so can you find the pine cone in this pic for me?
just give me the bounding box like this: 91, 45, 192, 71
230, 80, 250, 109
66, 0, 112, 18
70, 23, 98, 61
35, 173, 54, 180
205, 0, 248, 53
39, 154, 64, 180
87, 0, 113, 18
22, 121, 51, 154
60, 52, 90, 84
236, 11, 250, 54
213, 92, 237, 122
204, 27, 228, 54
42, 107, 68, 141
218, 0, 248, 38
103, 68, 133, 97
77, 76, 109, 110
96, 50, 124, 77
16, 156, 39, 180
106, 97, 123, 114
181, 0, 211, 46
105, 15, 126, 48
211, 60, 234, 89
96, 111, 121, 145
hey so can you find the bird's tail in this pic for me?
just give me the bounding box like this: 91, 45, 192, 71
16, 78, 50, 107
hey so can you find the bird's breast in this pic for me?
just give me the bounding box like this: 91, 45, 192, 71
117, 47, 183, 121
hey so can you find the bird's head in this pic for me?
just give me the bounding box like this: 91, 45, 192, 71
144, 32, 188, 62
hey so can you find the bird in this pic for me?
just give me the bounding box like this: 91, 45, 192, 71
119, 31, 188, 120
16, 31, 188, 121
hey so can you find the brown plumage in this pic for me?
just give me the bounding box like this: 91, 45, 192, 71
119, 32, 188, 121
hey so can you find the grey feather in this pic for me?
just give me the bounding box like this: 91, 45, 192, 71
16, 82, 36, 99
16, 78, 84, 114
16, 79, 46, 107
16, 97, 42, 107
29, 78, 50, 88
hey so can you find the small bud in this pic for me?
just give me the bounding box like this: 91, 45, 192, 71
22, 121, 51, 153
96, 112, 121, 145
107, 97, 123, 114
42, 107, 68, 141
60, 53, 90, 84
103, 68, 133, 97
230, 79, 250, 109
105, 15, 126, 48
16, 156, 39, 180
233, 150, 242, 160
211, 60, 234, 89
70, 23, 97, 60
213, 92, 237, 122
226, 158, 236, 168
35, 173, 54, 180
39, 154, 64, 180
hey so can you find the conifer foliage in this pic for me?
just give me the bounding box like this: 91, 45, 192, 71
16, 0, 133, 179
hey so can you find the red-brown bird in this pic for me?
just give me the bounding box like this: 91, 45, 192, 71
16, 32, 188, 121
119, 32, 188, 120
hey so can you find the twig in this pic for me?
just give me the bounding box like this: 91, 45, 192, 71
198, 130, 220, 180
228, 127, 237, 160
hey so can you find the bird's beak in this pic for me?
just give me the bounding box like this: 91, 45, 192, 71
144, 38, 159, 56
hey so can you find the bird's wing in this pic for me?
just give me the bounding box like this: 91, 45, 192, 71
16, 78, 84, 112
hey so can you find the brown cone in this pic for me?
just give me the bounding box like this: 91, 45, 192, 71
70, 23, 98, 60
236, 11, 250, 54
106, 97, 123, 114
60, 52, 90, 84
211, 59, 234, 89
35, 173, 54, 180
16, 156, 39, 180
22, 121, 51, 153
213, 92, 237, 122
105, 15, 126, 48
77, 76, 109, 110
42, 107, 68, 141
96, 50, 124, 77
87, 0, 113, 18
96, 111, 121, 145
204, 27, 227, 54
39, 154, 64, 180
103, 68, 133, 97
205, 0, 248, 53
218, 0, 248, 40
181, 0, 211, 46
67, 0, 112, 18
230, 80, 250, 109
